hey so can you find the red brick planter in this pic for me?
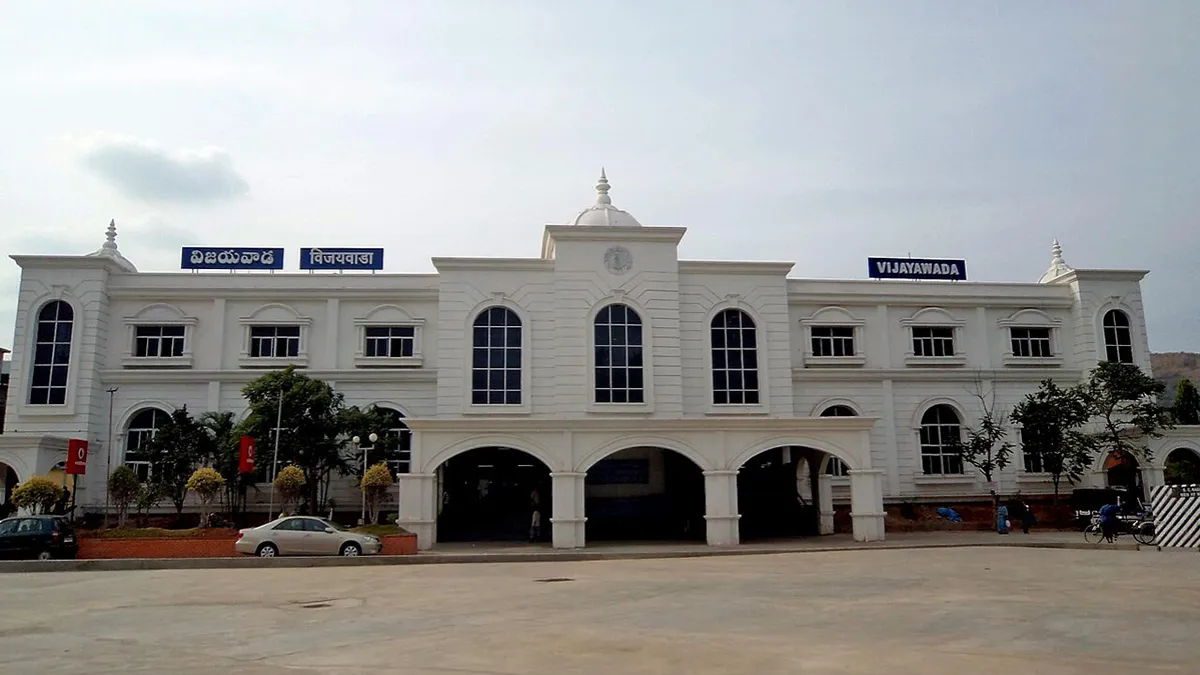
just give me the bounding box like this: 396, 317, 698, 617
77, 531, 418, 559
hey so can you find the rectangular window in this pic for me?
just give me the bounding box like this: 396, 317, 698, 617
912, 326, 955, 358
249, 326, 301, 358
1021, 430, 1046, 473
1010, 327, 1053, 358
134, 325, 186, 358
364, 326, 415, 358
811, 326, 855, 358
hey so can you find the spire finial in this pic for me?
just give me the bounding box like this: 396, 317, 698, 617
1051, 238, 1063, 262
102, 219, 118, 251
595, 169, 611, 205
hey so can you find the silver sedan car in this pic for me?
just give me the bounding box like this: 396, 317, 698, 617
235, 516, 381, 557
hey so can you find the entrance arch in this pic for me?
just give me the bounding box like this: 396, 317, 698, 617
736, 446, 834, 541
1164, 448, 1200, 485
583, 447, 706, 542
0, 462, 17, 513
1104, 450, 1145, 502
434, 447, 551, 543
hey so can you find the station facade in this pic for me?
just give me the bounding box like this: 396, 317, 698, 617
3, 173, 1196, 549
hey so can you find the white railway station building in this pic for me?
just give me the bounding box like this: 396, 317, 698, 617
2, 173, 1197, 549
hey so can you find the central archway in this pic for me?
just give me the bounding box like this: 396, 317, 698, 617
435, 447, 551, 543
584, 447, 705, 542
0, 462, 18, 514
1104, 450, 1144, 503
737, 446, 828, 541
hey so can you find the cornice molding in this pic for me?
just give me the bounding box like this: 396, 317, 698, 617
543, 225, 688, 244
678, 260, 795, 276
430, 257, 555, 272
405, 415, 879, 433
792, 367, 1084, 382
99, 368, 438, 384
109, 287, 440, 301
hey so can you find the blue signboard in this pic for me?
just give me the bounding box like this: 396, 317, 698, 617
182, 247, 284, 270
868, 256, 967, 281
300, 247, 384, 271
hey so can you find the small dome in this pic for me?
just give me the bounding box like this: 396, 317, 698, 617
569, 169, 643, 227
86, 219, 138, 272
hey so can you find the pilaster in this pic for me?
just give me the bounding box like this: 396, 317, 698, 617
849, 468, 886, 542
549, 472, 587, 548
397, 472, 437, 550
703, 469, 740, 546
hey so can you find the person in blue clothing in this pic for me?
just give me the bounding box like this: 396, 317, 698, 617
1098, 502, 1121, 543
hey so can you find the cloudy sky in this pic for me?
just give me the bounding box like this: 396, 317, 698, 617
2, 1, 1198, 351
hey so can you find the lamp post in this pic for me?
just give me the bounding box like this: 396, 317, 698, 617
353, 432, 378, 525
266, 385, 284, 520
102, 386, 118, 529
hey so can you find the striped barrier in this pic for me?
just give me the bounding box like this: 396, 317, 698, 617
1150, 484, 1200, 549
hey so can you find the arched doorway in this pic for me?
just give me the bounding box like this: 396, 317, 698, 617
435, 447, 550, 543
1164, 448, 1200, 485
585, 447, 705, 542
1104, 450, 1144, 502
0, 462, 17, 512
737, 446, 831, 541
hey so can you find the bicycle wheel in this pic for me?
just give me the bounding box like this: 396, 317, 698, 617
1084, 524, 1106, 544
1133, 522, 1156, 546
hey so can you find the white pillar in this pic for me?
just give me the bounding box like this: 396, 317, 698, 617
848, 469, 885, 542
817, 469, 835, 535
549, 472, 587, 549
703, 469, 740, 546
397, 472, 437, 550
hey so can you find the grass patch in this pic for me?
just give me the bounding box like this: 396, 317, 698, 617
350, 524, 411, 536
83, 527, 239, 539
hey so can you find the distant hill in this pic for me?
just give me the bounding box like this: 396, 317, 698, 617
1151, 352, 1200, 399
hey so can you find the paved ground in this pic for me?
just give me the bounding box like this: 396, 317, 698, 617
1, 546, 1195, 674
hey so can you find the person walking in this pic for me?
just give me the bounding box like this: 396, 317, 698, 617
996, 504, 1010, 534
1019, 501, 1036, 534
529, 488, 542, 543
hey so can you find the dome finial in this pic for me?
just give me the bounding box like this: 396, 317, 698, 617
1051, 238, 1063, 263
102, 219, 118, 251
595, 169, 612, 205
1039, 237, 1073, 283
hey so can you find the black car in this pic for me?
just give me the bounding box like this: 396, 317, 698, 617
0, 515, 78, 560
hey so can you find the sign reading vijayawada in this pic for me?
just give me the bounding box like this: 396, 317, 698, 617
300, 247, 384, 271
868, 256, 967, 281
182, 247, 285, 270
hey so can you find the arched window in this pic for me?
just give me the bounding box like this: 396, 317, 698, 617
711, 309, 759, 405
820, 405, 857, 475
28, 301, 74, 405
471, 307, 522, 405
125, 408, 169, 480
379, 408, 412, 474
919, 405, 963, 475
595, 303, 644, 404
1102, 310, 1134, 364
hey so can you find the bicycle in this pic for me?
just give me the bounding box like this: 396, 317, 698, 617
1083, 512, 1155, 546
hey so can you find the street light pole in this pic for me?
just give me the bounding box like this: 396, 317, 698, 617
353, 432, 378, 525
103, 386, 118, 529
267, 385, 283, 519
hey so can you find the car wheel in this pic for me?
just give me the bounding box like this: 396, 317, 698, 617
257, 543, 279, 558
340, 542, 361, 557
36, 550, 53, 561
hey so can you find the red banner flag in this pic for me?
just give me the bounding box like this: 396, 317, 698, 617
66, 439, 89, 475
239, 436, 257, 474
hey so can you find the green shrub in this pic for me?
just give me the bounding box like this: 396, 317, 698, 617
187, 467, 226, 527
361, 462, 393, 524
273, 465, 306, 513
108, 466, 141, 527
12, 476, 63, 514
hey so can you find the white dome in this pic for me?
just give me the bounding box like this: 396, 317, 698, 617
569, 170, 642, 227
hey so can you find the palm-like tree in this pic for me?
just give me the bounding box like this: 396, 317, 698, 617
199, 411, 251, 520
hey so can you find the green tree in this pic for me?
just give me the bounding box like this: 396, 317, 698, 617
108, 465, 141, 528
241, 367, 348, 513
361, 461, 394, 525
11, 476, 63, 514
1174, 377, 1200, 425
339, 404, 404, 503
199, 411, 252, 519
141, 406, 209, 517
187, 467, 225, 527
1165, 451, 1200, 485
1011, 379, 1094, 502
134, 482, 166, 527
950, 378, 1014, 492
273, 465, 307, 515
1078, 362, 1173, 468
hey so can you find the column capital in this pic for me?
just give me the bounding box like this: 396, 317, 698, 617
398, 472, 437, 479
550, 472, 587, 478
847, 469, 885, 476
703, 470, 739, 477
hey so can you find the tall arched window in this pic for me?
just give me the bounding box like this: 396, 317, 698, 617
1102, 310, 1134, 364
920, 405, 963, 475
711, 309, 759, 405
471, 307, 522, 405
595, 303, 644, 403
379, 408, 412, 474
125, 408, 169, 480
28, 301, 74, 405
820, 405, 857, 475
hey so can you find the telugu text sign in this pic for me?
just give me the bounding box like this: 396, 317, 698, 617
299, 247, 384, 271
868, 257, 967, 281
182, 247, 285, 270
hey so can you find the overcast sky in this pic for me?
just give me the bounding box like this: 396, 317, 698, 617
2, 1, 1198, 352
